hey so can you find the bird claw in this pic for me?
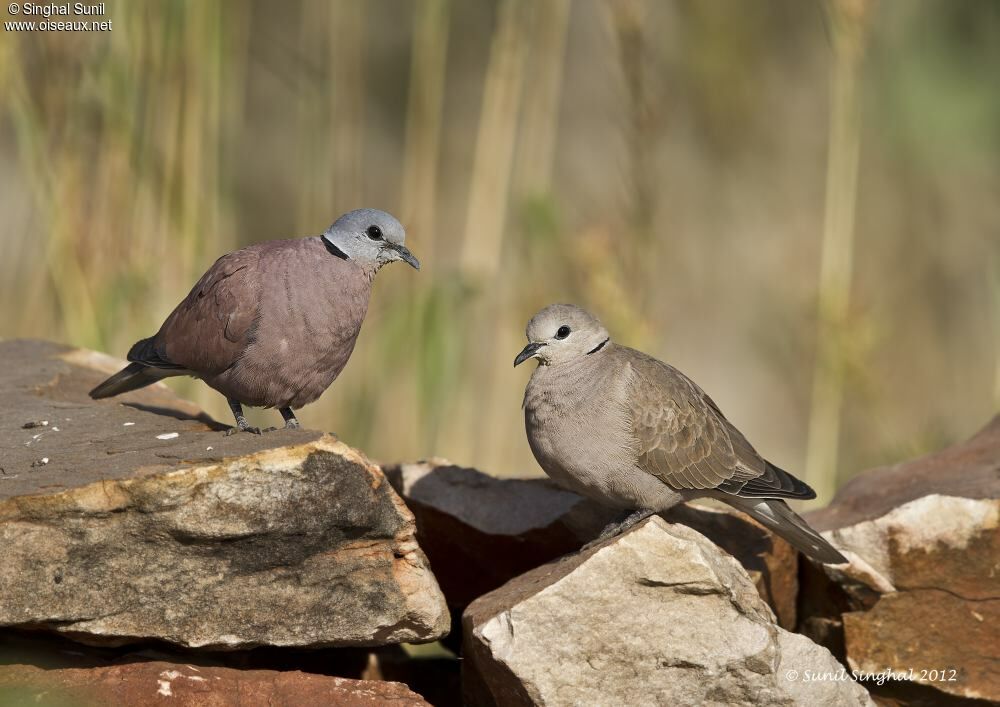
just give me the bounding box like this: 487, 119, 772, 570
262, 426, 278, 433
581, 509, 656, 552
224, 425, 262, 436
283, 420, 301, 430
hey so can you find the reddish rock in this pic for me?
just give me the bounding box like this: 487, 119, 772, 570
802, 416, 1000, 704
843, 590, 998, 703
808, 415, 1000, 532
0, 660, 429, 706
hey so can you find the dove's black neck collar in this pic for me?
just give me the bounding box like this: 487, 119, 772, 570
322, 235, 350, 261
587, 338, 609, 355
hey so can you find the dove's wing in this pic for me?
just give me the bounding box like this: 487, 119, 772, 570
130, 248, 261, 376
623, 348, 814, 500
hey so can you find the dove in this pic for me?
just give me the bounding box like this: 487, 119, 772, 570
515, 303, 847, 564
90, 208, 419, 433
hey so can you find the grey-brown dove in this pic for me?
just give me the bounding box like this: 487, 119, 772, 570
515, 303, 847, 564
90, 208, 419, 433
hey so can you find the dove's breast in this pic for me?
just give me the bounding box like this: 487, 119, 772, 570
523, 352, 687, 512
206, 238, 372, 409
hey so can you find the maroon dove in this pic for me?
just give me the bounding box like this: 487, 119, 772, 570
90, 208, 418, 433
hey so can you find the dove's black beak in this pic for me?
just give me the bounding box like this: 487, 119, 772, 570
390, 244, 420, 270
514, 342, 545, 367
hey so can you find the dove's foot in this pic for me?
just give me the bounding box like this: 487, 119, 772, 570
279, 407, 301, 430
226, 399, 262, 435
582, 508, 656, 551
224, 425, 262, 436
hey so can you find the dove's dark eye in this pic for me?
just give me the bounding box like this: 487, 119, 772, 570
366, 225, 384, 240
556, 326, 571, 339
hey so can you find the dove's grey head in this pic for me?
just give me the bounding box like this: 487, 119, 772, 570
322, 208, 419, 272
515, 304, 611, 367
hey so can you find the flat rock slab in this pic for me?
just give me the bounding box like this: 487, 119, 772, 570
0, 339, 449, 649
0, 339, 324, 496
462, 517, 872, 707
0, 660, 429, 706
803, 415, 1000, 704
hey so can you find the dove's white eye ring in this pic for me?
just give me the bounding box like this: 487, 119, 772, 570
366, 225, 384, 240
556, 326, 571, 339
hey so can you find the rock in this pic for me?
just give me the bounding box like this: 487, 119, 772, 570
0, 339, 320, 491
0, 660, 429, 706
809, 415, 999, 531
0, 339, 449, 649
0, 629, 459, 706
387, 460, 798, 631
661, 504, 800, 630
384, 460, 617, 609
462, 517, 872, 707
803, 415, 1000, 704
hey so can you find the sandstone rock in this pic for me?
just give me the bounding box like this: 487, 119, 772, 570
804, 415, 1000, 704
0, 339, 449, 649
662, 504, 800, 630
0, 660, 429, 706
387, 460, 798, 630
462, 517, 872, 707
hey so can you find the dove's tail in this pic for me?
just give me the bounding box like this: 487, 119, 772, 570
727, 497, 847, 565
89, 362, 172, 399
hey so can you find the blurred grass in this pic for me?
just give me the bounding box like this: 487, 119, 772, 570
804, 0, 872, 502
1, 1, 998, 499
